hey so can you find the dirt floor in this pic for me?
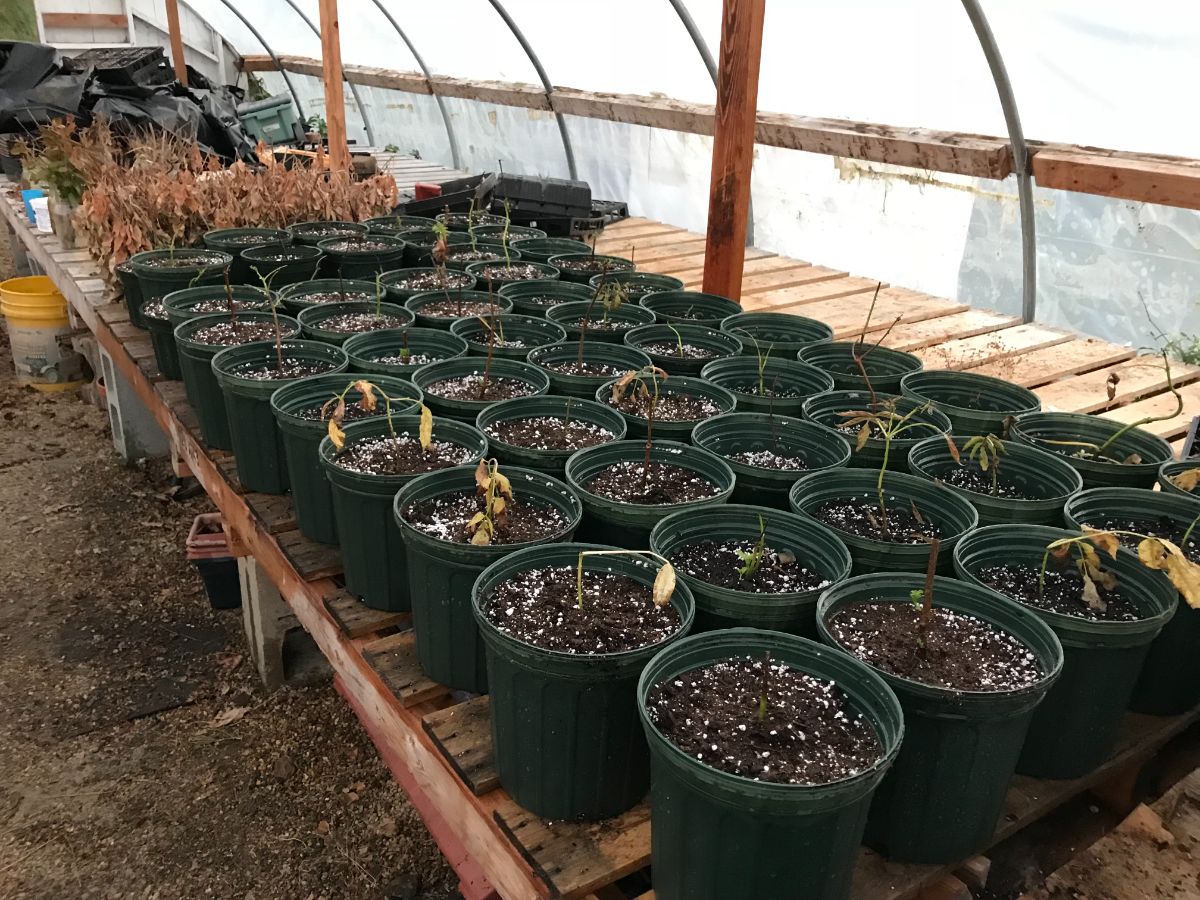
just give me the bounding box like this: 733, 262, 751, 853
0, 288, 456, 895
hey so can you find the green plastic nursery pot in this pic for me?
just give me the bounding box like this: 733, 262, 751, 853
344, 327, 469, 380
241, 244, 324, 288
297, 301, 415, 346
565, 440, 735, 547
163, 285, 271, 329
435, 210, 507, 232
364, 214, 435, 235
596, 374, 737, 442
320, 416, 486, 609
907, 436, 1083, 526
116, 261, 147, 328
440, 241, 515, 272
203, 227, 291, 284
637, 628, 904, 900
817, 574, 1063, 863
803, 390, 952, 470
272, 374, 422, 544
800, 341, 923, 393
176, 312, 300, 450
954, 525, 1176, 778
412, 356, 550, 422
545, 299, 656, 343
381, 268, 477, 304
497, 279, 594, 317
476, 395, 627, 477
1159, 459, 1200, 499
466, 260, 561, 290
624, 323, 744, 377
144, 309, 184, 379
528, 341, 652, 398
721, 311, 834, 357
651, 504, 851, 635
508, 236, 591, 264
789, 468, 978, 575
641, 291, 742, 326
277, 278, 379, 314
472, 224, 546, 244
700, 356, 834, 417
404, 289, 513, 329
548, 252, 634, 285
392, 228, 470, 267
901, 369, 1041, 437
286, 220, 366, 249
589, 271, 683, 301
692, 412, 851, 508
473, 542, 695, 820
128, 248, 232, 339
316, 234, 406, 280
449, 313, 566, 360
212, 340, 348, 493
1011, 412, 1173, 489
395, 466, 583, 692
1063, 487, 1200, 716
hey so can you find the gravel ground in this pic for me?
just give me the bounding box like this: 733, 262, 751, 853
0, 247, 456, 898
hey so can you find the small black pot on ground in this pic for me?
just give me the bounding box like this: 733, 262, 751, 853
412, 356, 550, 422
381, 268, 476, 304
597, 374, 737, 443
721, 311, 833, 357
404, 289, 513, 329
901, 369, 1040, 437
692, 412, 851, 508
1010, 412, 1174, 489
545, 299, 656, 343
527, 341, 652, 398
803, 390, 952, 471
343, 327, 469, 380
241, 244, 324, 288
473, 542, 694, 820
799, 341, 923, 393
642, 291, 742, 326
297, 301, 414, 346
624, 323, 743, 377
589, 271, 683, 301
497, 279, 595, 317
700, 356, 833, 417
476, 395, 627, 477
277, 278, 379, 314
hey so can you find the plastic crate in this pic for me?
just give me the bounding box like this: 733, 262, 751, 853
66, 46, 168, 86
492, 173, 591, 220
237, 94, 302, 146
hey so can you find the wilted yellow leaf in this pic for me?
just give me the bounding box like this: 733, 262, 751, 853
1138, 537, 1170, 570
327, 419, 346, 450
944, 435, 961, 464
1164, 554, 1200, 610
493, 470, 514, 501
1083, 525, 1121, 560
1049, 542, 1072, 560
1080, 572, 1107, 612
467, 511, 486, 532
475, 459, 490, 493
652, 562, 676, 607
353, 380, 377, 411
418, 404, 433, 451
1171, 468, 1200, 492
855, 424, 870, 452
469, 528, 492, 546
612, 371, 637, 403
491, 497, 507, 519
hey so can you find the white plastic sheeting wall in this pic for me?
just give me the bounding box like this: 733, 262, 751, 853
190, 0, 1200, 349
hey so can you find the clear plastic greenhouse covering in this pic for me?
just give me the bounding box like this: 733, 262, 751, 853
186, 0, 1200, 350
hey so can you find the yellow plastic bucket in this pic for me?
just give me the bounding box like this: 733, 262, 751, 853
1, 275, 85, 391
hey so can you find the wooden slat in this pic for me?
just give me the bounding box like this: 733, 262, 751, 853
749, 276, 881, 310
42, 12, 128, 28
880, 309, 1019, 352
822, 291, 967, 338
244, 493, 300, 534
277, 529, 342, 580
682, 257, 817, 291
639, 246, 772, 277
613, 238, 709, 264
594, 230, 704, 256
968, 338, 1135, 388
1098, 381, 1200, 440
914, 324, 1074, 372
324, 588, 409, 638
1036, 356, 1200, 414
363, 631, 449, 707
1033, 149, 1200, 211
422, 696, 499, 796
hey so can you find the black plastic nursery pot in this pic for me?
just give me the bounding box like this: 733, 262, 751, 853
202, 227, 291, 284
637, 628, 904, 900
475, 395, 627, 477
473, 542, 695, 820
545, 299, 657, 343
548, 252, 635, 285
954, 524, 1176, 778
641, 291, 742, 327
129, 249, 232, 358
1010, 412, 1174, 489
497, 279, 595, 317
472, 224, 546, 244
692, 412, 851, 508
277, 278, 379, 314
392, 228, 470, 267
564, 440, 736, 547
817, 574, 1063, 863
272, 374, 423, 544
435, 210, 507, 232
320, 415, 487, 610
624, 323, 744, 377
1063, 487, 1200, 716
651, 504, 851, 636
316, 234, 406, 280
528, 341, 652, 398
144, 308, 184, 379
449, 313, 566, 360
344, 327, 469, 380
1159, 459, 1200, 499
211, 340, 349, 493
116, 261, 147, 328
589, 271, 683, 301
404, 289, 513, 329
721, 311, 834, 357
508, 236, 591, 264
286, 220, 367, 249
441, 240, 515, 272
364, 214, 436, 235
240, 243, 324, 288
163, 285, 272, 331
803, 390, 952, 470
789, 468, 979, 575
296, 300, 415, 346
907, 436, 1083, 526
466, 260, 561, 290
381, 268, 477, 304
596, 374, 737, 442
901, 369, 1040, 437
699, 356, 834, 417
176, 312, 301, 450
799, 341, 924, 393
412, 356, 550, 422
395, 466, 583, 692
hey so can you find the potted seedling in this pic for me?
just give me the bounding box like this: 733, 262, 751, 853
203, 227, 291, 284
548, 251, 635, 285
599, 366, 736, 442
343, 326, 469, 381
316, 233, 406, 280
411, 346, 550, 422
382, 267, 477, 304
526, 320, 653, 396
297, 290, 415, 345
364, 214, 436, 235
721, 310, 834, 357
588, 270, 683, 301
624, 322, 743, 376
278, 278, 379, 313
545, 296, 658, 344
642, 290, 743, 327
803, 390, 951, 470
241, 243, 325, 286
476, 395, 627, 477
507, 235, 592, 264
901, 368, 1041, 436
497, 278, 595, 317
450, 312, 566, 360
701, 348, 834, 417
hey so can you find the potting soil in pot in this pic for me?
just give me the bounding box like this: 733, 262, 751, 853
542, 359, 624, 377
605, 391, 723, 422
484, 417, 615, 452
565, 317, 636, 334
670, 541, 829, 594
141, 300, 169, 321
974, 562, 1144, 621
136, 253, 222, 269
391, 271, 473, 293
331, 434, 475, 475
584, 462, 722, 505
423, 374, 537, 403
400, 492, 568, 545
472, 263, 546, 282
940, 463, 1033, 499
295, 289, 374, 304
375, 351, 442, 366
645, 654, 882, 784
314, 312, 409, 334
456, 328, 530, 351
638, 341, 720, 361
188, 321, 282, 345
227, 358, 338, 380
725, 448, 809, 471
815, 497, 942, 544
414, 298, 502, 319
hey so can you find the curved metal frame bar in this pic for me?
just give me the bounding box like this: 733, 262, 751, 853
214, 0, 305, 120
279, 0, 377, 148
367, 0, 462, 171
486, 0, 577, 180
960, 0, 1037, 323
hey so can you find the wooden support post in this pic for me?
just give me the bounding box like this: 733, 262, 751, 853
164, 0, 188, 86
317, 0, 351, 172
701, 0, 766, 302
